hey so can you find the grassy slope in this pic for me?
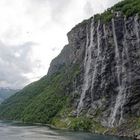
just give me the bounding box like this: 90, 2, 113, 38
0, 64, 80, 124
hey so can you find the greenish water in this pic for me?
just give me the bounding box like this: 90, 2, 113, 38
0, 121, 133, 140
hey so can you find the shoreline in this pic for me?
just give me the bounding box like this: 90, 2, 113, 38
0, 119, 135, 140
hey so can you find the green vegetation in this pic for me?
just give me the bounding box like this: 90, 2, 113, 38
114, 0, 140, 16
52, 116, 92, 131
95, 0, 140, 22
0, 64, 81, 124
78, 0, 140, 26
69, 117, 92, 131
52, 116, 106, 133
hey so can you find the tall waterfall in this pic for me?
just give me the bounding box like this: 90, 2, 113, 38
123, 16, 131, 85
119, 17, 131, 124
77, 18, 94, 114
97, 20, 101, 57
109, 18, 124, 127
91, 20, 101, 103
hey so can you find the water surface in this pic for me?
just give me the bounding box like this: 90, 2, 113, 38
0, 121, 133, 140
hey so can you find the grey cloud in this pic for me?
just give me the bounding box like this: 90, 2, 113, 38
84, 1, 95, 17
48, 0, 72, 21
0, 41, 40, 88
0, 0, 121, 89
29, 0, 72, 22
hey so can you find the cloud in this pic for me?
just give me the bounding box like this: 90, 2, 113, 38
48, 0, 72, 22
0, 41, 40, 88
28, 0, 72, 22
0, 0, 121, 88
84, 1, 104, 17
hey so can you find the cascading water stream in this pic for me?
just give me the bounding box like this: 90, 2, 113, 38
77, 18, 94, 115
123, 16, 131, 84
91, 20, 101, 104
100, 24, 107, 89
91, 20, 101, 103
119, 17, 130, 125
97, 20, 101, 57
109, 18, 124, 127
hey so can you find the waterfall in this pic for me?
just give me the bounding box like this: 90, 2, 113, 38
112, 18, 121, 86
100, 24, 107, 90
109, 18, 124, 127
119, 17, 130, 124
97, 20, 101, 56
91, 20, 101, 104
103, 24, 107, 46
77, 18, 94, 115
123, 16, 131, 82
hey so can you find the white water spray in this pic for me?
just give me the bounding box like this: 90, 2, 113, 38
109, 18, 124, 127
91, 20, 101, 104
77, 18, 94, 115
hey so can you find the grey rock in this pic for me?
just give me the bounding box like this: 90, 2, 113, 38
45, 12, 140, 130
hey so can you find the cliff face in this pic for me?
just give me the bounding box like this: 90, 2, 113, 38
47, 13, 140, 128
1, 0, 140, 138
47, 22, 87, 76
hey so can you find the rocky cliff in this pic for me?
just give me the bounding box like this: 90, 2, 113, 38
74, 14, 140, 128
0, 0, 140, 139
48, 12, 140, 126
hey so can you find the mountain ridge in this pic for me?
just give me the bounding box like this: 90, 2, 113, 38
0, 88, 18, 103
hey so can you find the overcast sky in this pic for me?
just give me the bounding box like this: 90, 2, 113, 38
0, 0, 121, 89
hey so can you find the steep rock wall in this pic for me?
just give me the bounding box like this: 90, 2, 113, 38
50, 13, 140, 128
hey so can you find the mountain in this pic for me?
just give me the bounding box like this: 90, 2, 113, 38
0, 88, 18, 103
0, 0, 140, 138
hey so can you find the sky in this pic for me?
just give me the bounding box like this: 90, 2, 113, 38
0, 0, 121, 89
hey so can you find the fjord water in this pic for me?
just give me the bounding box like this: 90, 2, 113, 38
0, 121, 133, 140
